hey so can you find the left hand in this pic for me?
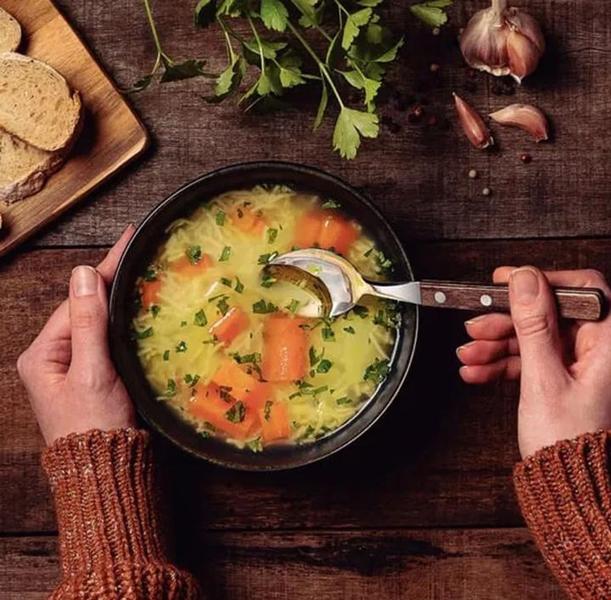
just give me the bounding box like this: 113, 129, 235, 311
17, 226, 137, 445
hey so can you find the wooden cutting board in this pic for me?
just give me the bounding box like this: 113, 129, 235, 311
0, 0, 148, 257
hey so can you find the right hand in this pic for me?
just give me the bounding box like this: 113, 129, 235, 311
17, 226, 137, 445
457, 267, 611, 459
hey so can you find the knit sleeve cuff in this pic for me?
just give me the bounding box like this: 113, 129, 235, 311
514, 431, 611, 598
42, 428, 166, 575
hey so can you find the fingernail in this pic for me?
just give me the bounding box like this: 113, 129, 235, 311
72, 266, 98, 297
510, 267, 539, 304
465, 315, 486, 327
456, 342, 474, 357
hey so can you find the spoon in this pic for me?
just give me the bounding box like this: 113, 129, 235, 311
265, 248, 605, 321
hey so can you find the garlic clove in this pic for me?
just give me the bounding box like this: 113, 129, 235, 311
453, 93, 494, 149
505, 9, 545, 53
506, 30, 541, 83
489, 103, 549, 142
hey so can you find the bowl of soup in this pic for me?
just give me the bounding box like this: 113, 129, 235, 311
109, 162, 418, 470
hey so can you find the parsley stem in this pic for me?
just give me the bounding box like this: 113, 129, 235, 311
142, 0, 164, 62
286, 21, 344, 108
247, 16, 266, 77
218, 17, 236, 63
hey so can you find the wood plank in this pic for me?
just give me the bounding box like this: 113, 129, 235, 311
16, 0, 610, 248
0, 0, 149, 257
0, 529, 564, 599
2, 238, 609, 533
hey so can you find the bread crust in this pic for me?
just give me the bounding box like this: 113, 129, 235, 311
0, 131, 65, 204
0, 7, 21, 53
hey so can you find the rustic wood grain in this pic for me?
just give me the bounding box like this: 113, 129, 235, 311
2, 237, 609, 534
0, 0, 148, 257
0, 529, 564, 600
8, 0, 606, 248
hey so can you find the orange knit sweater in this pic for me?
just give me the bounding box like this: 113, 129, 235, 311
43, 428, 611, 599
42, 429, 201, 599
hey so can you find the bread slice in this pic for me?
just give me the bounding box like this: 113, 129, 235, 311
0, 8, 21, 53
0, 129, 63, 203
0, 52, 82, 152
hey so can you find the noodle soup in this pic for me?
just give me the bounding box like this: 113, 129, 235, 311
133, 186, 399, 451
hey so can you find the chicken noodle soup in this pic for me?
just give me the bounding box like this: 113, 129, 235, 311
133, 186, 399, 451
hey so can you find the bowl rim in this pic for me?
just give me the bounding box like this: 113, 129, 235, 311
109, 160, 419, 470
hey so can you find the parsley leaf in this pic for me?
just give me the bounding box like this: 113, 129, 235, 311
342, 8, 373, 50
260, 0, 289, 32
410, 0, 453, 28
333, 108, 379, 160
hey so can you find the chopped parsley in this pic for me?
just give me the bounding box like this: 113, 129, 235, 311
365, 247, 393, 274
336, 396, 352, 405
321, 326, 335, 341
165, 378, 177, 397
219, 246, 232, 262
321, 199, 341, 209
219, 385, 234, 402
267, 228, 278, 243
186, 245, 202, 264
264, 400, 273, 421
215, 210, 226, 226
246, 437, 263, 452
220, 277, 232, 287
194, 309, 207, 327
136, 327, 154, 339
231, 352, 261, 365
150, 304, 160, 318
364, 358, 390, 384
257, 251, 279, 265
162, 350, 170, 361
217, 296, 230, 316
343, 325, 355, 334
309, 346, 322, 367
252, 299, 278, 314
286, 299, 300, 313
180, 320, 187, 327
352, 305, 369, 319
176, 340, 188, 352
143, 266, 158, 281
260, 274, 277, 288
225, 401, 246, 423
235, 277, 244, 293
184, 373, 200, 387
317, 358, 333, 373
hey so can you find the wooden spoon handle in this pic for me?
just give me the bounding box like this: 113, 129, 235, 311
419, 280, 606, 321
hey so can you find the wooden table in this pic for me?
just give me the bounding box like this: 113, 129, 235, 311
1, 1, 609, 597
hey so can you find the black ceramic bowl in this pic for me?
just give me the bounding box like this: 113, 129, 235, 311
109, 161, 418, 470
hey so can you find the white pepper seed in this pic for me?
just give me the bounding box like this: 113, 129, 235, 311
468, 169, 478, 179
482, 187, 492, 196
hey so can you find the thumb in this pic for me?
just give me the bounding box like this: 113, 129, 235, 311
508, 266, 566, 381
68, 265, 114, 378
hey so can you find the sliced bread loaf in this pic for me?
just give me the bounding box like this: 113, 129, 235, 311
0, 129, 63, 203
0, 8, 21, 53
0, 52, 82, 152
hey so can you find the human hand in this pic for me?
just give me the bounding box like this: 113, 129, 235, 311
17, 226, 137, 445
457, 266, 611, 458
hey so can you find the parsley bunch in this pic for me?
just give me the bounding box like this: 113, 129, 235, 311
137, 0, 452, 159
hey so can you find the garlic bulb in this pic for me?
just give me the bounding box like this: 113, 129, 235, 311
460, 0, 545, 83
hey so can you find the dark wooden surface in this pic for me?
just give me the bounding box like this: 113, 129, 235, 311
2, 0, 610, 597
